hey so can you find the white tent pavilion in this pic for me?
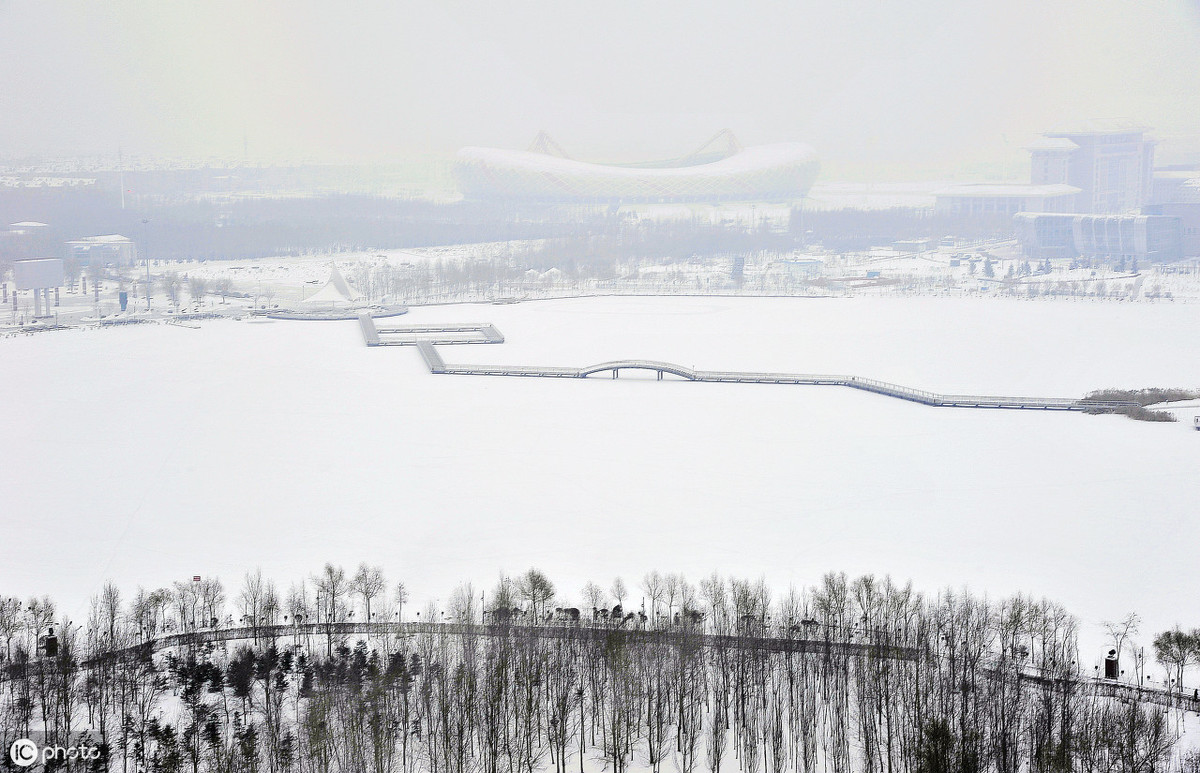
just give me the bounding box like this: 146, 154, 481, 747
300, 265, 364, 307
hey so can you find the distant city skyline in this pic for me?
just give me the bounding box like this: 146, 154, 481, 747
2, 0, 1199, 179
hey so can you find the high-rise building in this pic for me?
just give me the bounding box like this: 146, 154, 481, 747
1028, 120, 1155, 214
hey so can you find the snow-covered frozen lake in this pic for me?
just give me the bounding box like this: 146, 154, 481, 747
3, 295, 1198, 662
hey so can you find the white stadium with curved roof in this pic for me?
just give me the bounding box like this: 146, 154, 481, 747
454, 133, 819, 203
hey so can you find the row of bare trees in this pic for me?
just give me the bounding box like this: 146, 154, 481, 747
2, 569, 1197, 773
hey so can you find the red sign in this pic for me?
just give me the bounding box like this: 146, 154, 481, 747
192, 576, 201, 582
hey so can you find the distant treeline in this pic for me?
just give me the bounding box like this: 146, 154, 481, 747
2, 567, 1197, 773
0, 187, 590, 263
516, 221, 795, 277
792, 208, 1015, 251
446, 209, 1014, 277
0, 184, 1021, 270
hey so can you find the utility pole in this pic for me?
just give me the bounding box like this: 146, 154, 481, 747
119, 145, 125, 210
142, 219, 151, 311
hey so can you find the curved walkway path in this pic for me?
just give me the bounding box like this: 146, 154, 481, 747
360, 315, 1137, 412
91, 620, 917, 663
85, 620, 1200, 713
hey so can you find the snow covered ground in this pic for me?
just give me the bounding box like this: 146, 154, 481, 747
2, 295, 1199, 670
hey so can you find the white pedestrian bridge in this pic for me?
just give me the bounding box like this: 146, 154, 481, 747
359, 314, 1138, 412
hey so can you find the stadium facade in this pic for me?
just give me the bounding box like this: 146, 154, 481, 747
454, 135, 819, 203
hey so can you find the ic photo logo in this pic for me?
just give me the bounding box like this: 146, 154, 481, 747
8, 739, 37, 767
9, 737, 102, 767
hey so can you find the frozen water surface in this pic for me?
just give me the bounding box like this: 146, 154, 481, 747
2, 295, 1198, 659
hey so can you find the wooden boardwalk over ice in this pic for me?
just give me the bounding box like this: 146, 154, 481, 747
359, 314, 1137, 412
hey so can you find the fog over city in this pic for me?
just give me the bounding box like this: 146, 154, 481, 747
3, 3, 1200, 773
3, 0, 1200, 174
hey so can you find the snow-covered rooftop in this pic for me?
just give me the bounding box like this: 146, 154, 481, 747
66, 234, 133, 244
1175, 179, 1200, 204
932, 183, 1080, 198
455, 142, 820, 201
1026, 137, 1080, 152
1045, 118, 1150, 136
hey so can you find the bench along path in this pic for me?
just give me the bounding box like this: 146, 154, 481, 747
361, 314, 1137, 412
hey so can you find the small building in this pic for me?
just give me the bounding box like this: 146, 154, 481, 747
66, 234, 137, 266
8, 221, 50, 234
933, 184, 1080, 217
1012, 213, 1077, 260
1145, 175, 1200, 257
893, 238, 932, 253
2, 222, 55, 262
779, 257, 824, 277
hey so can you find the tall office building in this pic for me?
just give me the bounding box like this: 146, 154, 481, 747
1028, 120, 1155, 214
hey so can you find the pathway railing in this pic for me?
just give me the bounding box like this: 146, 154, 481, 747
76, 620, 1200, 713
358, 316, 1137, 412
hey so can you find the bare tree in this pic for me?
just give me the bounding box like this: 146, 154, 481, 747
0, 596, 20, 659
448, 583, 479, 623
312, 563, 348, 655
214, 276, 234, 304
240, 568, 282, 639
664, 573, 681, 620
25, 596, 56, 651
582, 581, 606, 616
97, 581, 122, 646
197, 577, 225, 627
1102, 612, 1141, 662
394, 581, 410, 623
610, 577, 628, 609
1152, 628, 1195, 690
160, 270, 182, 309
187, 276, 208, 306
172, 580, 200, 630
700, 572, 729, 632
490, 574, 517, 619
518, 568, 555, 620
642, 571, 665, 622
351, 563, 386, 623
3, 566, 1196, 773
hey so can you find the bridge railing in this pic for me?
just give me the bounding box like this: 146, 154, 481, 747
64, 622, 1200, 711
415, 342, 446, 373
368, 320, 1142, 411
83, 620, 920, 664
579, 360, 698, 378
357, 313, 380, 346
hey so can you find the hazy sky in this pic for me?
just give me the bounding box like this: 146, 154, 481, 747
3, 0, 1199, 177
